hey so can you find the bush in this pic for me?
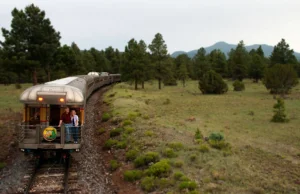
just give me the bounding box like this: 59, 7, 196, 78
233, 80, 245, 91
194, 128, 203, 140
103, 139, 118, 149
173, 160, 184, 168
124, 127, 135, 134
122, 120, 132, 126
116, 141, 127, 149
144, 130, 154, 137
141, 176, 156, 192
97, 128, 106, 135
263, 64, 298, 95
179, 181, 198, 191
199, 70, 228, 94
173, 172, 184, 180
0, 162, 6, 169
146, 160, 171, 177
163, 98, 171, 105
271, 98, 289, 123
189, 154, 197, 162
199, 144, 209, 153
110, 160, 120, 171
134, 152, 160, 167
15, 83, 22, 89
162, 148, 177, 158
167, 142, 183, 151
126, 150, 139, 161
110, 128, 124, 137
102, 113, 111, 122
124, 170, 143, 182
209, 132, 224, 141
209, 140, 230, 150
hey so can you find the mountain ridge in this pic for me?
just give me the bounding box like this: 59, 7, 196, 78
171, 41, 300, 60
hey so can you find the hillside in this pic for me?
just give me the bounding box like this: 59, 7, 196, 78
171, 41, 300, 59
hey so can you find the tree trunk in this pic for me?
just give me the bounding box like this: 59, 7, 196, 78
47, 70, 51, 82
158, 78, 161, 90
33, 68, 37, 85
142, 81, 144, 89
135, 77, 138, 90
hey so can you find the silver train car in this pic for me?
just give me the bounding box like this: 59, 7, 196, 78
18, 72, 120, 153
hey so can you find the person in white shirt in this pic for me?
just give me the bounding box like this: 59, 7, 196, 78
71, 110, 79, 143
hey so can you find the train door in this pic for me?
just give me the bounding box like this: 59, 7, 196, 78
49, 105, 61, 126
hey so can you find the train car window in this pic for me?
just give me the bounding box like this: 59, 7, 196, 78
29, 107, 40, 125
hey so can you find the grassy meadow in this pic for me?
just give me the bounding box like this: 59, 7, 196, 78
105, 80, 300, 193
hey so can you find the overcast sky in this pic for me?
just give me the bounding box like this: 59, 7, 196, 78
0, 0, 299, 53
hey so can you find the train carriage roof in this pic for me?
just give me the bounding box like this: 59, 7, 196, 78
20, 76, 86, 104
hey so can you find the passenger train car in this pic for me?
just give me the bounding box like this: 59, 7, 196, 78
18, 72, 120, 155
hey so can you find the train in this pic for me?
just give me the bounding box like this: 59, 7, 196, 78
18, 72, 121, 156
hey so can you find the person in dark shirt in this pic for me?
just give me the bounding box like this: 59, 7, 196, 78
58, 107, 72, 143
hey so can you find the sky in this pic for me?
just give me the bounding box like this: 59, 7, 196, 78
0, 0, 299, 53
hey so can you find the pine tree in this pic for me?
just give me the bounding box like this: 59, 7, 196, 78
229, 41, 249, 81
193, 48, 210, 79
149, 33, 168, 89
271, 98, 288, 123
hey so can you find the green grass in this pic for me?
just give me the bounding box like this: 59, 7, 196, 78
105, 80, 300, 193
0, 84, 31, 113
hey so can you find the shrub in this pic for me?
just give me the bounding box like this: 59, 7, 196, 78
179, 181, 198, 191
124, 127, 135, 134
199, 144, 209, 153
189, 154, 197, 162
163, 98, 171, 105
116, 141, 127, 149
0, 162, 6, 169
263, 64, 298, 95
97, 128, 106, 135
233, 80, 245, 91
122, 120, 132, 126
167, 142, 183, 151
15, 83, 22, 89
110, 160, 119, 171
127, 112, 138, 121
141, 176, 156, 192
110, 128, 124, 137
162, 148, 177, 158
199, 70, 228, 94
126, 150, 139, 161
103, 139, 118, 149
194, 128, 203, 140
157, 178, 174, 189
209, 132, 224, 141
173, 160, 184, 168
271, 98, 289, 123
146, 160, 171, 177
173, 172, 184, 180
134, 152, 160, 167
124, 170, 143, 182
209, 140, 230, 150
102, 113, 111, 122
144, 130, 154, 137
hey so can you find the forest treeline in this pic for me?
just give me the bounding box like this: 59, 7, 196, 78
0, 4, 299, 93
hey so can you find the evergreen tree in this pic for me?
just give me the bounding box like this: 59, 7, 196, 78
271, 98, 288, 123
149, 33, 168, 89
175, 54, 189, 87
263, 64, 298, 95
199, 70, 228, 94
1, 4, 60, 84
270, 39, 298, 66
249, 53, 265, 82
208, 49, 227, 77
193, 48, 210, 79
229, 41, 249, 81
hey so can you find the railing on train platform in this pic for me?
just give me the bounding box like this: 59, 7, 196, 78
19, 124, 82, 145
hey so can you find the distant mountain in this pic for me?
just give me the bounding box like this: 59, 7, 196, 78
171, 41, 300, 60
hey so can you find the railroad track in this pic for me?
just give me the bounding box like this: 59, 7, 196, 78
20, 154, 81, 194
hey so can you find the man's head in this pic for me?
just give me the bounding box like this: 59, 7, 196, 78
71, 110, 76, 115
65, 107, 70, 113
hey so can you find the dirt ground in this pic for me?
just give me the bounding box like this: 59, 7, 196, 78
0, 87, 142, 194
